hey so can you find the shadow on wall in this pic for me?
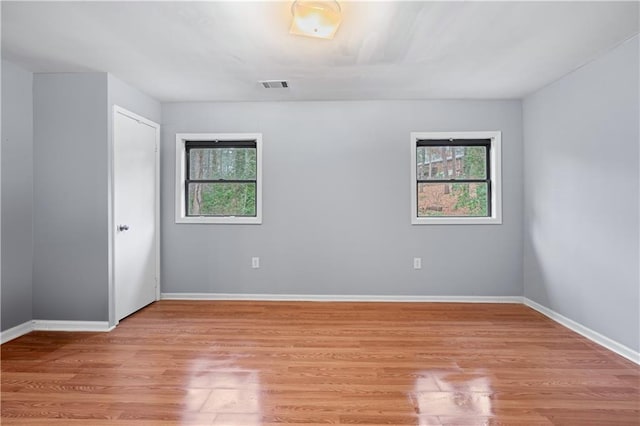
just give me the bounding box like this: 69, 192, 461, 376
524, 206, 551, 307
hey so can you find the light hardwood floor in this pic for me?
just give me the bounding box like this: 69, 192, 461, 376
1, 301, 639, 425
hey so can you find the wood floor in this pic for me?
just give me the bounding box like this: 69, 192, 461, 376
1, 301, 639, 425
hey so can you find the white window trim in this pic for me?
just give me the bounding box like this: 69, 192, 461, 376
175, 133, 263, 224
410, 131, 502, 225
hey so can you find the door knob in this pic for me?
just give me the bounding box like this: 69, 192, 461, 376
118, 225, 130, 232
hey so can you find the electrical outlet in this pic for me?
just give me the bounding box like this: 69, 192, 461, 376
252, 257, 260, 269
413, 257, 422, 270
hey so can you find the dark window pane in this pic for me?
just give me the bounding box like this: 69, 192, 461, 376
188, 182, 256, 216
417, 182, 488, 217
189, 148, 256, 180
416, 146, 487, 180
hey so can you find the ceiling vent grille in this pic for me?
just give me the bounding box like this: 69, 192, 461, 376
260, 80, 289, 89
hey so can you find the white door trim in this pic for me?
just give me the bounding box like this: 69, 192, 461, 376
109, 105, 160, 328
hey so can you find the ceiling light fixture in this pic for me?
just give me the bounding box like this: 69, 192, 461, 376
290, 0, 342, 40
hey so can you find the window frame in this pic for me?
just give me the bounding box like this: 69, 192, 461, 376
410, 131, 502, 225
175, 133, 262, 224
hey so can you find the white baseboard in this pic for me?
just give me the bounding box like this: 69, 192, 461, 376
32, 320, 114, 332
160, 292, 524, 303
0, 321, 34, 344
1, 320, 114, 345
524, 298, 639, 365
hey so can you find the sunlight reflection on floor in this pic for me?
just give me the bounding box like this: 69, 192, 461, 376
183, 359, 261, 426
414, 370, 493, 419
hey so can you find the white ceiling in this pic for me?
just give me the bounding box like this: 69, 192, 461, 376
2, 1, 638, 102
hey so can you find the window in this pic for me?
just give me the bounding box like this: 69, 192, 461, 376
175, 133, 262, 224
411, 131, 502, 225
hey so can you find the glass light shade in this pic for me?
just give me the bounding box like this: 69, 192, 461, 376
290, 0, 341, 40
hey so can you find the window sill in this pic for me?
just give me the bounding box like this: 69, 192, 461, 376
176, 216, 262, 225
412, 216, 502, 225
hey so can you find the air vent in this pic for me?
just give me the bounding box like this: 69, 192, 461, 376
260, 80, 289, 89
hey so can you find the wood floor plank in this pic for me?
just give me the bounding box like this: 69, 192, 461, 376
2, 301, 639, 425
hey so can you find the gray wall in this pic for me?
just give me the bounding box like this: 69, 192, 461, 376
33, 73, 109, 321
523, 36, 639, 351
12, 72, 161, 325
1, 60, 33, 330
162, 100, 523, 296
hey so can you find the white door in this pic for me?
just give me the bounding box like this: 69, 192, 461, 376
114, 107, 159, 321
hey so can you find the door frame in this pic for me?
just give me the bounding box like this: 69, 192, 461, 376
108, 105, 161, 328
